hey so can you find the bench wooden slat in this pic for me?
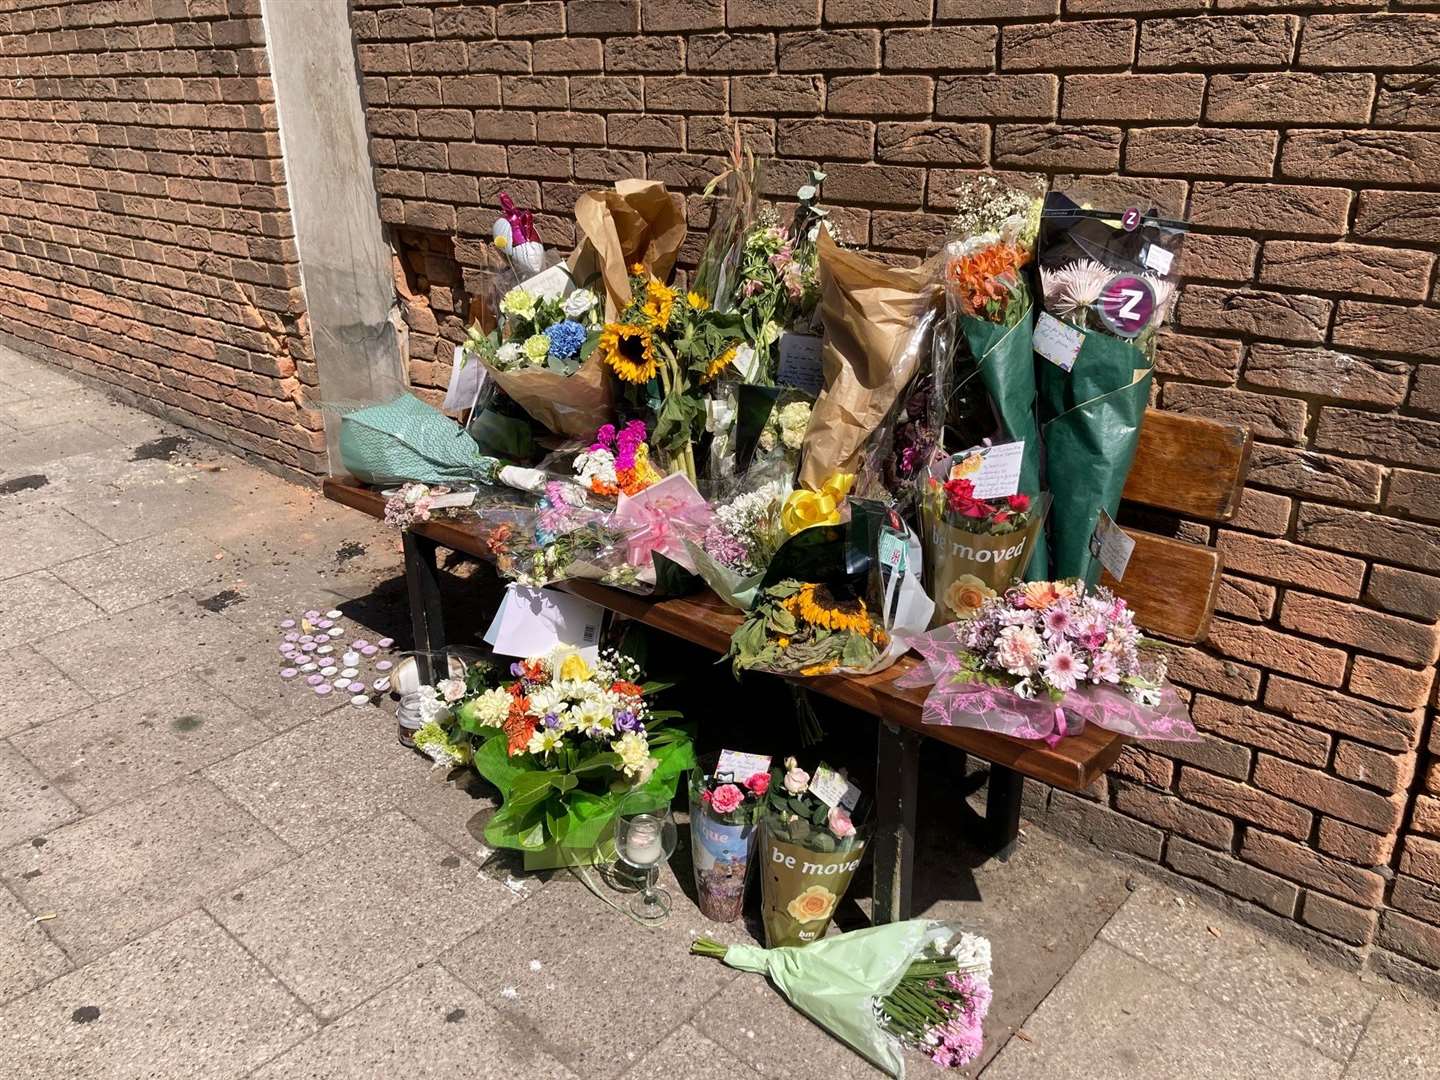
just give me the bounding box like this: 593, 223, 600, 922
322, 477, 1127, 792
1103, 529, 1221, 644
1122, 409, 1252, 522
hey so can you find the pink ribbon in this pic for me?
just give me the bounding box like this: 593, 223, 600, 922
620, 497, 712, 572
1044, 706, 1068, 748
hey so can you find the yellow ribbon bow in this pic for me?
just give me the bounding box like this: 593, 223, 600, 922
781, 473, 855, 535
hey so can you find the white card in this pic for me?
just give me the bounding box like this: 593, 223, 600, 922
1089, 509, 1136, 582
1143, 243, 1175, 275
776, 332, 824, 394
483, 584, 604, 658
1034, 312, 1085, 372
519, 261, 573, 301
809, 764, 861, 811
442, 345, 487, 412
714, 750, 771, 784
957, 441, 1025, 500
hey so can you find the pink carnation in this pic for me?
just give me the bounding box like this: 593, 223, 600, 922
710, 784, 744, 815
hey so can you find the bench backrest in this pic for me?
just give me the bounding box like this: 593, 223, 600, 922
1105, 408, 1252, 644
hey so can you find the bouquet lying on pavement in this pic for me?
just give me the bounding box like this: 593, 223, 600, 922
899, 579, 1197, 745
691, 920, 993, 1077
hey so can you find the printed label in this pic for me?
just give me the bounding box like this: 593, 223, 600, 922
1097, 275, 1156, 339
1090, 509, 1136, 582
1143, 243, 1175, 276
776, 332, 825, 395
1034, 312, 1085, 372
519, 262, 573, 301
878, 530, 909, 575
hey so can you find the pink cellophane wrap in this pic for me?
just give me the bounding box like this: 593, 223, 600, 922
897, 626, 1198, 746
613, 472, 714, 575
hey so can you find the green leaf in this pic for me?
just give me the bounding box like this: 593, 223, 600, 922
571, 751, 623, 777
472, 734, 525, 799
509, 770, 563, 812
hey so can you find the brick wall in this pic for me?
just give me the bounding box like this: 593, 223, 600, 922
0, 0, 325, 480
348, 0, 1440, 981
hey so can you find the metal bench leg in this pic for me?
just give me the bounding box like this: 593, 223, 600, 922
873, 721, 920, 924
402, 531, 446, 684
985, 765, 1024, 861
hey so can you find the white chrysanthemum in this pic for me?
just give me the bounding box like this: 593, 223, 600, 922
950, 932, 992, 980
495, 342, 524, 368
527, 728, 563, 756
527, 685, 564, 718
612, 732, 651, 777
573, 698, 612, 734
417, 686, 451, 725
1044, 259, 1112, 319
776, 400, 811, 451
470, 687, 512, 727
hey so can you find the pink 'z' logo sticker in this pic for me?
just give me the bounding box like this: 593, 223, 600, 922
1097, 275, 1155, 339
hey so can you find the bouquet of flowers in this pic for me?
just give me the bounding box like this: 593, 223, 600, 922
727, 579, 889, 678
756, 756, 869, 947
464, 283, 601, 376
688, 754, 770, 922
691, 920, 992, 1078
916, 448, 1051, 626
573, 420, 663, 498
442, 646, 694, 868
599, 266, 746, 486
929, 174, 1048, 577
481, 482, 636, 589
899, 579, 1197, 745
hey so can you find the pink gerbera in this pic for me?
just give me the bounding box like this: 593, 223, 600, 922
1043, 641, 1087, 693
1042, 603, 1072, 641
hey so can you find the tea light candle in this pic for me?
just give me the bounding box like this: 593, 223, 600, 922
624, 816, 664, 866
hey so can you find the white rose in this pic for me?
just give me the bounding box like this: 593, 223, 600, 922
495, 342, 523, 368
562, 289, 597, 318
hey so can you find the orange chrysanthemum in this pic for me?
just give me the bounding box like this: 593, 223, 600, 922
946, 242, 1029, 322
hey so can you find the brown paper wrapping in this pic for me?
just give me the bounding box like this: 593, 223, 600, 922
798, 232, 941, 491
478, 180, 685, 440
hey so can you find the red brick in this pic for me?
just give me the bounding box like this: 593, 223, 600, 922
496, 2, 564, 37
1403, 836, 1440, 885
1111, 745, 1175, 788
604, 36, 683, 73
1315, 411, 1440, 477
727, 0, 820, 29
569, 75, 641, 111
1217, 533, 1364, 598
1392, 875, 1440, 924
1128, 127, 1278, 179
938, 0, 1058, 15
820, 163, 924, 208
1334, 740, 1415, 795
1180, 234, 1257, 283
1299, 504, 1440, 574
1411, 794, 1440, 835
1215, 575, 1277, 621
642, 0, 722, 32
1266, 676, 1426, 752
1246, 344, 1409, 411
875, 122, 987, 166
825, 0, 932, 23
1378, 911, 1440, 968
1114, 783, 1235, 849
827, 75, 933, 117
993, 124, 1122, 170
775, 118, 873, 160
643, 76, 726, 114
1062, 74, 1203, 122
1177, 286, 1330, 346
686, 34, 776, 73
1377, 75, 1440, 127
1189, 182, 1351, 238
1243, 828, 1386, 906
1353, 190, 1440, 245
1301, 892, 1377, 947
1255, 754, 1405, 833
532, 38, 603, 73
778, 30, 879, 72
1001, 19, 1136, 72
1318, 817, 1394, 866
1284, 130, 1440, 186
605, 112, 683, 150
1163, 382, 1308, 443
1191, 695, 1330, 767
1139, 15, 1297, 69
1155, 333, 1242, 383
1389, 469, 1440, 525
565, 1, 640, 34
1261, 241, 1434, 302
1366, 567, 1440, 625
1168, 646, 1261, 701
534, 112, 604, 146
1281, 591, 1440, 665
1208, 619, 1348, 687
730, 75, 822, 115
1207, 72, 1375, 125
935, 75, 1056, 121
885, 26, 996, 72
1228, 489, 1292, 538
1299, 14, 1440, 70
1166, 836, 1299, 916
1349, 656, 1435, 710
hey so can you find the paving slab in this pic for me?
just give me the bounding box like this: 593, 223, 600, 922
0, 910, 316, 1079
0, 506, 115, 580
0, 775, 291, 963
207, 810, 522, 1020
190, 633, 350, 733
1343, 996, 1440, 1079
205, 705, 429, 850
249, 963, 577, 1079
49, 529, 240, 613
0, 883, 71, 1005
18, 674, 274, 813
623, 1024, 768, 1080
981, 941, 1342, 1080
0, 570, 104, 652
0, 645, 92, 738
0, 741, 82, 850
1099, 884, 1377, 1061
443, 878, 740, 1080
398, 764, 499, 862
0, 445, 176, 516
31, 591, 252, 696
0, 395, 115, 432
63, 473, 244, 544
0, 423, 121, 471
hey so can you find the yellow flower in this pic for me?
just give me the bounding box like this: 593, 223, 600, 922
642, 279, 676, 327
944, 574, 996, 620
599, 322, 658, 384
629, 262, 647, 275
687, 291, 709, 311
557, 652, 591, 681
700, 343, 738, 384
780, 473, 855, 535
787, 884, 839, 923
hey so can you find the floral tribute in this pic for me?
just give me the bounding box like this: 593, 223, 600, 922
463, 284, 601, 375
437, 647, 693, 866
383, 482, 439, 529
942, 174, 1042, 328
876, 932, 994, 1070
898, 580, 1198, 745
574, 420, 663, 498
727, 580, 888, 678
482, 482, 633, 589
701, 479, 789, 578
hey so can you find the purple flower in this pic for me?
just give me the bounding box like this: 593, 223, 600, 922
510, 661, 526, 678
544, 713, 561, 730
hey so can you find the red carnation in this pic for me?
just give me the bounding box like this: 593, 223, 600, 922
1007, 493, 1031, 512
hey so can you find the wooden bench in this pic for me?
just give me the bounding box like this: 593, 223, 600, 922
323, 405, 1250, 922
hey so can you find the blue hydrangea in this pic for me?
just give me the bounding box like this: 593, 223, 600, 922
545, 319, 587, 362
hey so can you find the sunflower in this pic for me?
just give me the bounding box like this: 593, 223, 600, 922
686, 291, 709, 311
599, 322, 658, 384
642, 279, 676, 328
700, 343, 739, 384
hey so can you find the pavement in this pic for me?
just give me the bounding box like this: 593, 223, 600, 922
1, 341, 1438, 1079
